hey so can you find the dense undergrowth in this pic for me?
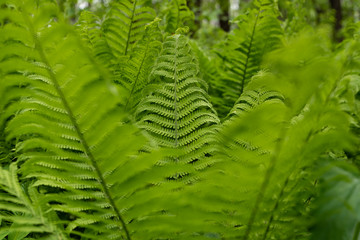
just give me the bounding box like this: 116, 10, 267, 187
0, 0, 360, 239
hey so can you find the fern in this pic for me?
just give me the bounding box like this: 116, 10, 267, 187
163, 0, 194, 34
0, 0, 172, 239
0, 0, 359, 239
169, 32, 355, 240
136, 33, 219, 179
102, 0, 155, 57
212, 0, 283, 116
77, 10, 115, 66
121, 19, 163, 110
0, 163, 67, 239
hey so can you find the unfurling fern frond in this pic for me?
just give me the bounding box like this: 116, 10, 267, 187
136, 33, 220, 179
0, 164, 67, 239
213, 0, 283, 115
103, 0, 155, 58
0, 1, 173, 239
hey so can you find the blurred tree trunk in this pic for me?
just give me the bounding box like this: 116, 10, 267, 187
218, 0, 230, 32
187, 0, 202, 34
329, 0, 342, 41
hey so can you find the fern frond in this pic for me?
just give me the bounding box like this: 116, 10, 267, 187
121, 18, 163, 110
164, 0, 194, 34
136, 33, 219, 178
171, 33, 355, 240
226, 86, 284, 120
103, 0, 156, 57
77, 10, 115, 66
0, 164, 67, 239
213, 0, 283, 115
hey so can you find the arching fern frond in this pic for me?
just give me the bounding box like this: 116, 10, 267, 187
136, 33, 220, 180
226, 86, 284, 120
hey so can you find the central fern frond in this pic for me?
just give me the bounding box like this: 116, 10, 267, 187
136, 34, 219, 175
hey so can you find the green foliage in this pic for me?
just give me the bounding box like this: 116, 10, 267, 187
311, 162, 360, 240
0, 0, 359, 239
136, 34, 219, 180
163, 0, 194, 34
210, 0, 284, 118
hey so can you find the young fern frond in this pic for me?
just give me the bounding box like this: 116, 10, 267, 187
238, 34, 353, 240
136, 33, 220, 179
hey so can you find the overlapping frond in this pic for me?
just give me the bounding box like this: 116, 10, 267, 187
168, 33, 354, 240
0, 1, 173, 239
77, 10, 114, 66
0, 164, 67, 239
164, 0, 194, 34
121, 19, 163, 111
136, 33, 220, 179
212, 0, 283, 115
103, 0, 155, 57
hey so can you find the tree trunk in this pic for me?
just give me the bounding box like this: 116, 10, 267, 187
218, 0, 230, 32
329, 0, 342, 42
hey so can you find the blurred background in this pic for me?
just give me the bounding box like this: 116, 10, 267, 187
60, 0, 360, 44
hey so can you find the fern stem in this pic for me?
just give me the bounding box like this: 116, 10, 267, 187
174, 36, 179, 148
239, 4, 260, 96
175, 0, 180, 31
22, 12, 131, 240
124, 0, 137, 55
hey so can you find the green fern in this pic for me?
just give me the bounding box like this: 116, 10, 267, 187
168, 32, 355, 240
136, 33, 220, 179
163, 0, 194, 34
121, 19, 163, 111
102, 0, 156, 57
212, 0, 283, 116
0, 0, 359, 239
0, 1, 173, 239
0, 163, 67, 239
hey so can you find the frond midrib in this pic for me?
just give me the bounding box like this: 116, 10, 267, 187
20, 10, 131, 240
